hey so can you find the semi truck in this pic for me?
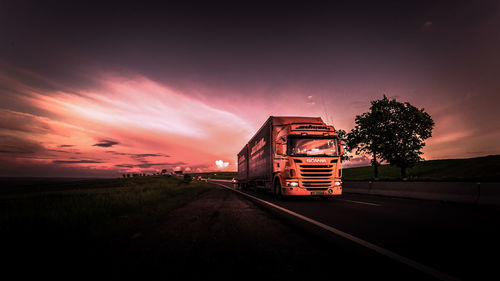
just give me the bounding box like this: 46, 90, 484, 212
237, 116, 344, 199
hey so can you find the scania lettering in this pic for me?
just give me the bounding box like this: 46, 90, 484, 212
237, 116, 344, 199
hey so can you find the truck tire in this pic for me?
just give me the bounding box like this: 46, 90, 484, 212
274, 179, 283, 200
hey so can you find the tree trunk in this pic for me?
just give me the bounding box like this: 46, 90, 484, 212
373, 152, 379, 180
401, 166, 408, 181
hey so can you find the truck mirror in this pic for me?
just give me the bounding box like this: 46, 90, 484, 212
339, 140, 345, 156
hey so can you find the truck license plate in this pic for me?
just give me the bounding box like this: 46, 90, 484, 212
311, 191, 323, 196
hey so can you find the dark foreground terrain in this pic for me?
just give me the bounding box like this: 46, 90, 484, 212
5, 176, 500, 280
2, 177, 434, 280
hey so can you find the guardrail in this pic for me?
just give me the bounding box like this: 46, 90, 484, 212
208, 179, 233, 183
343, 181, 500, 206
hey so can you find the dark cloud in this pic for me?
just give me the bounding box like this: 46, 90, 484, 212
0, 149, 33, 154
93, 140, 119, 147
115, 164, 134, 168
136, 163, 167, 168
0, 135, 44, 155
0, 109, 54, 134
47, 149, 70, 153
59, 144, 74, 148
115, 162, 187, 169
132, 153, 169, 158
106, 151, 169, 158
105, 151, 130, 156
53, 160, 103, 164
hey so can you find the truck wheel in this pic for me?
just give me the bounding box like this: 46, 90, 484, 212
274, 180, 283, 200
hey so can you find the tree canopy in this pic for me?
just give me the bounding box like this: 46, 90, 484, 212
347, 96, 434, 179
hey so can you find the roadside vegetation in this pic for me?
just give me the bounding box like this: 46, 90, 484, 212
0, 176, 213, 241
343, 155, 500, 182
190, 171, 236, 180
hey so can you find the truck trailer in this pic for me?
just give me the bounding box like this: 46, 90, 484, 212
237, 116, 344, 199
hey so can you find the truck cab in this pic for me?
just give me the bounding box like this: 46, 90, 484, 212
274, 123, 344, 198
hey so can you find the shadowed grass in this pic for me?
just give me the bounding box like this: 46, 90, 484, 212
0, 176, 213, 239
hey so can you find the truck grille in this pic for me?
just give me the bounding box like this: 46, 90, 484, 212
305, 188, 328, 191
299, 164, 333, 187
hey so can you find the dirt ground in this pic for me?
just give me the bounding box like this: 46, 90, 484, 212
107, 186, 338, 280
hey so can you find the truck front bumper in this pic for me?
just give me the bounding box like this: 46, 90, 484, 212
282, 185, 342, 196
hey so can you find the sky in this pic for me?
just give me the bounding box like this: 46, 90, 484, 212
1, 0, 499, 177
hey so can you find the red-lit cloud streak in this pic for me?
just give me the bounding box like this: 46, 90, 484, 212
0, 71, 256, 177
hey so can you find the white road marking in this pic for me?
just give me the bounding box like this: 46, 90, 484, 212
211, 181, 459, 281
338, 199, 382, 206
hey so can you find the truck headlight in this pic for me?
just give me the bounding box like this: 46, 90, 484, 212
334, 181, 342, 186
286, 181, 299, 187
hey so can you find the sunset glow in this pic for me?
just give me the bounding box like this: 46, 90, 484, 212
1, 1, 499, 177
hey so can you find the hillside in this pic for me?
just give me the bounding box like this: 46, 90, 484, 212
342, 155, 500, 182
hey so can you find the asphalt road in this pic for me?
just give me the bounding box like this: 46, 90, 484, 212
211, 180, 500, 281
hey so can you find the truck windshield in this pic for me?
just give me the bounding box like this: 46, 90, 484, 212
289, 137, 338, 156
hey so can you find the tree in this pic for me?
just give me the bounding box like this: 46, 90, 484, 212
348, 95, 434, 180
374, 96, 434, 179
347, 105, 387, 179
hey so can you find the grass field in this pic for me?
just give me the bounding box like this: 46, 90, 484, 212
0, 176, 215, 279
342, 155, 500, 182
0, 176, 213, 241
